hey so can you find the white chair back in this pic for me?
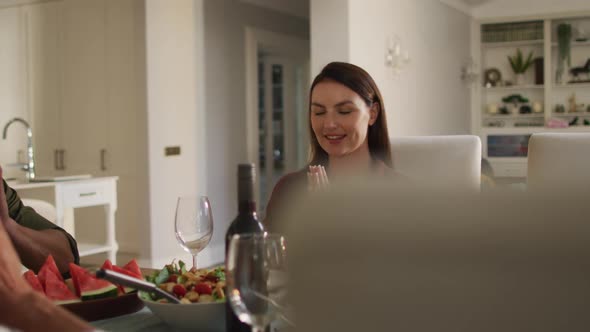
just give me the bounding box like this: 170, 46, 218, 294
390, 135, 482, 191
527, 133, 590, 192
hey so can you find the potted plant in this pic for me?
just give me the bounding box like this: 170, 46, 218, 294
502, 94, 529, 114
556, 23, 572, 84
507, 48, 534, 85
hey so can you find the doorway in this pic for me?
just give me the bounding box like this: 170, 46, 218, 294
245, 27, 309, 215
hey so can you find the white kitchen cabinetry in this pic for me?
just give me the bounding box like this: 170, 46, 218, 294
1, 0, 145, 258
0, 6, 28, 180
25, 0, 108, 176
472, 13, 590, 178
25, 1, 63, 178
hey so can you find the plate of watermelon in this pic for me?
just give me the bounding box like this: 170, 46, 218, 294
23, 255, 145, 321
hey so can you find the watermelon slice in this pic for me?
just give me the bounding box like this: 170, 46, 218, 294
69, 263, 118, 301
122, 259, 142, 279
45, 271, 79, 304
101, 259, 114, 270
100, 259, 125, 294
111, 265, 141, 294
23, 270, 45, 294
37, 255, 63, 290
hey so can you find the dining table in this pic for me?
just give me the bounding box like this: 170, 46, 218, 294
91, 307, 176, 332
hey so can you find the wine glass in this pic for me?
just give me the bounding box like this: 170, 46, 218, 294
226, 233, 290, 332
174, 196, 213, 269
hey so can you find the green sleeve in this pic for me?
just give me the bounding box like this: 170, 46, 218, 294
4, 179, 80, 265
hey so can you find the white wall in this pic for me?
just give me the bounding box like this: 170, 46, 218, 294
202, 0, 309, 263
473, 0, 590, 20
310, 0, 349, 75
311, 0, 471, 136
144, 0, 207, 268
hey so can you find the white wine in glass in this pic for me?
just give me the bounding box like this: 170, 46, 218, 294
174, 195, 213, 269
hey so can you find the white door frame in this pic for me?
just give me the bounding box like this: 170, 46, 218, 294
244, 26, 309, 169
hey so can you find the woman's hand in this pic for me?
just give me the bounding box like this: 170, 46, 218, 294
307, 165, 329, 192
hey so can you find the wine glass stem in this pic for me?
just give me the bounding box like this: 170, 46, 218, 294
192, 254, 197, 270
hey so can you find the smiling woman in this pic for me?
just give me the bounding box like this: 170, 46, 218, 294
263, 62, 402, 231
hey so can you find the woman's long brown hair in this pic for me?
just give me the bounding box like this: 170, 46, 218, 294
308, 62, 392, 167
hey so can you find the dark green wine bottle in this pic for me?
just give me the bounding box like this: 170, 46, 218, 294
225, 164, 265, 332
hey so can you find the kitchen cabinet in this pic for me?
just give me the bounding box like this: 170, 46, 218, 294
0, 6, 28, 180
1, 0, 145, 259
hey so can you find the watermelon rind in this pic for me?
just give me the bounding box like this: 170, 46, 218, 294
81, 286, 118, 301
54, 298, 81, 305
69, 263, 118, 301
53, 299, 80, 305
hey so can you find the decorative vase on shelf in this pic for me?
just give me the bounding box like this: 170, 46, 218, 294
532, 101, 543, 113
556, 23, 572, 85
556, 68, 564, 85
507, 48, 534, 86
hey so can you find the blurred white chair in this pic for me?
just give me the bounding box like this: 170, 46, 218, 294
390, 135, 482, 192
527, 133, 590, 191
21, 198, 57, 223
287, 184, 590, 332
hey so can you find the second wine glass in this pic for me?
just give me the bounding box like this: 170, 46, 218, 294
174, 195, 213, 270
226, 233, 290, 332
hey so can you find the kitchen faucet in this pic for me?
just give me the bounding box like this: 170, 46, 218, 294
2, 118, 36, 181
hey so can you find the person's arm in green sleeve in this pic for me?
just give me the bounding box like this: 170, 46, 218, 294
0, 166, 91, 331
2, 172, 79, 275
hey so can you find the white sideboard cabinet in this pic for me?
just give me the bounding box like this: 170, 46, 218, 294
13, 177, 119, 263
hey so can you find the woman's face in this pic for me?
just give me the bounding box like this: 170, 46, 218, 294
310, 80, 378, 159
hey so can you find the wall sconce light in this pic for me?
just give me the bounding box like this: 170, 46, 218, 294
385, 35, 410, 75
461, 58, 479, 85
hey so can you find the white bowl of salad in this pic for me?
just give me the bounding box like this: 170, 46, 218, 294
139, 260, 226, 331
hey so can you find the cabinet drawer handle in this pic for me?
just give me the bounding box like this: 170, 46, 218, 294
54, 150, 59, 170
58, 149, 66, 170
100, 149, 107, 171
79, 192, 97, 197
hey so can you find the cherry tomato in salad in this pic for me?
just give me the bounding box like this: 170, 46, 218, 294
173, 284, 187, 298
194, 282, 212, 295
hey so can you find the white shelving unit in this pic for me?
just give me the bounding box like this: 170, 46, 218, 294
483, 84, 544, 91
472, 13, 590, 178
483, 40, 544, 49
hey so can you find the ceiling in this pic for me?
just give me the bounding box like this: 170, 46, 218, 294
0, 0, 490, 16
461, 0, 494, 5
239, 0, 309, 20
0, 0, 51, 8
